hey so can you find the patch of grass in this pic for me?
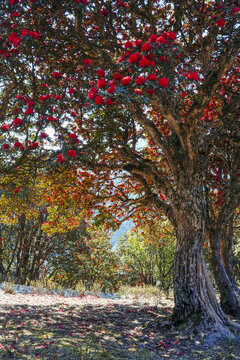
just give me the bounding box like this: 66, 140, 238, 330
117, 285, 164, 299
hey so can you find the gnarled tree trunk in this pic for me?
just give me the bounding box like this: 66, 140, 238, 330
171, 185, 239, 336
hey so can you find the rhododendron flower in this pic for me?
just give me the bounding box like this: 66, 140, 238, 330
52, 71, 62, 78
21, 29, 30, 36
39, 95, 48, 101
68, 88, 75, 95
216, 18, 226, 27
95, 95, 104, 105
41, 132, 48, 138
83, 58, 91, 65
55, 95, 62, 100
107, 85, 116, 94
113, 73, 122, 80
101, 9, 108, 16
139, 57, 150, 67
134, 39, 142, 47
149, 34, 158, 42
158, 77, 169, 87
105, 98, 113, 105
117, 56, 124, 63
147, 73, 157, 81
88, 87, 98, 99
187, 71, 199, 80
27, 100, 35, 107
159, 55, 167, 62
136, 76, 146, 85
10, 0, 19, 5
134, 89, 143, 95
121, 76, 132, 85
181, 91, 187, 98
8, 32, 21, 47
58, 154, 65, 163
26, 107, 33, 115
15, 187, 20, 193
1, 124, 9, 131
14, 141, 24, 149
146, 89, 155, 94
167, 31, 176, 40
141, 42, 152, 51
68, 149, 76, 157
97, 69, 105, 77
48, 116, 56, 121
69, 133, 78, 139
149, 60, 156, 67
124, 41, 134, 49
128, 52, 140, 63
97, 78, 107, 88
3, 144, 10, 149
13, 118, 23, 126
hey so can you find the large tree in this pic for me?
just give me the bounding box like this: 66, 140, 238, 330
0, 0, 239, 337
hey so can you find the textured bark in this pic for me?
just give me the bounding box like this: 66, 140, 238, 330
209, 232, 240, 317
220, 218, 240, 296
171, 184, 239, 335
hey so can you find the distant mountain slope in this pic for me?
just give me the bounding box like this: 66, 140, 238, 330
110, 220, 133, 249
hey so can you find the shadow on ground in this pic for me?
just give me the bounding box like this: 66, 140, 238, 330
0, 296, 239, 359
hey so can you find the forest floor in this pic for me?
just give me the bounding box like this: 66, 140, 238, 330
0, 291, 240, 360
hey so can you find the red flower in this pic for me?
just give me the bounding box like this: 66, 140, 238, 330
14, 187, 20, 193
97, 69, 105, 77
39, 95, 48, 101
97, 78, 107, 88
159, 55, 167, 62
48, 116, 55, 121
69, 133, 78, 139
58, 154, 65, 163
1, 124, 9, 131
167, 31, 176, 40
107, 85, 116, 94
105, 98, 113, 105
83, 58, 91, 65
139, 57, 150, 67
41, 132, 48, 138
121, 76, 132, 85
10, 0, 19, 5
134, 39, 142, 47
21, 29, 30, 36
13, 118, 23, 126
28, 100, 35, 107
68, 88, 75, 95
216, 18, 226, 28
128, 52, 140, 63
88, 87, 98, 99
14, 141, 24, 149
26, 107, 33, 115
52, 71, 62, 78
149, 34, 158, 42
134, 89, 143, 95
113, 73, 122, 80
8, 32, 21, 47
147, 73, 157, 81
187, 71, 199, 81
3, 144, 10, 149
95, 95, 104, 105
141, 42, 152, 51
156, 36, 166, 44
68, 149, 76, 157
136, 76, 146, 85
158, 77, 169, 87
55, 95, 62, 100
124, 41, 134, 49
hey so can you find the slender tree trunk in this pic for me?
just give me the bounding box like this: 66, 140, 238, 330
171, 185, 239, 336
220, 217, 240, 296
209, 231, 240, 317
